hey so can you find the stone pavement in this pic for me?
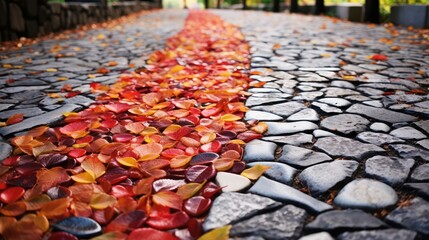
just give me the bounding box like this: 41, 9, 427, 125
1, 9, 429, 240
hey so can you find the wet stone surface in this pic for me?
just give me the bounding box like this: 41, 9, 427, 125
334, 178, 398, 210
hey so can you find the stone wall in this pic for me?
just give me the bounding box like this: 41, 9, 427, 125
0, 0, 158, 42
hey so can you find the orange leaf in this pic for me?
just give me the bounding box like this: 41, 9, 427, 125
40, 198, 71, 219
32, 141, 57, 157
134, 177, 154, 196
143, 93, 162, 106
81, 156, 106, 178
241, 164, 271, 180
134, 142, 163, 161
36, 167, 71, 192
6, 114, 24, 125
213, 158, 235, 171
152, 191, 182, 210
170, 155, 192, 168
220, 113, 241, 122
125, 122, 146, 134
0, 217, 17, 234
90, 193, 117, 210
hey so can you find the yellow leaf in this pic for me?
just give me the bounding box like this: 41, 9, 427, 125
220, 114, 241, 122
228, 139, 245, 145
140, 127, 159, 136
46, 68, 57, 72
176, 181, 206, 200
342, 75, 356, 81
117, 157, 138, 167
241, 164, 271, 180
169, 65, 185, 74
57, 77, 68, 81
63, 112, 78, 117
48, 93, 62, 98
198, 225, 231, 240
90, 193, 116, 210
139, 153, 160, 161
163, 124, 181, 135
71, 172, 96, 183
251, 122, 268, 134
200, 132, 216, 144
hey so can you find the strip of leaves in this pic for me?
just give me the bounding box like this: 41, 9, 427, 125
0, 10, 268, 240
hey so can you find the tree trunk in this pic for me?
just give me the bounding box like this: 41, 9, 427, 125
290, 0, 299, 13
217, 0, 221, 9
314, 0, 325, 15
204, 0, 209, 9
243, 0, 247, 10
364, 0, 380, 24
273, 0, 281, 12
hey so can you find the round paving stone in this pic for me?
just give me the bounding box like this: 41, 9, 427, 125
356, 131, 404, 146
390, 126, 426, 140
279, 144, 332, 168
287, 108, 319, 122
320, 114, 370, 135
215, 172, 251, 192
299, 232, 334, 240
409, 163, 429, 182
243, 139, 277, 162
314, 136, 384, 160
298, 160, 359, 196
337, 229, 417, 240
248, 161, 297, 185
202, 192, 281, 231
385, 197, 429, 235
334, 178, 398, 210
370, 122, 390, 132
244, 110, 283, 121
365, 156, 414, 186
230, 205, 307, 240
305, 209, 386, 231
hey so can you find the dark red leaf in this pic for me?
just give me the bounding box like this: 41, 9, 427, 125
185, 165, 216, 183
190, 152, 219, 166
183, 196, 211, 216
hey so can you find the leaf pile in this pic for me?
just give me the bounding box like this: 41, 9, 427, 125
0, 11, 267, 240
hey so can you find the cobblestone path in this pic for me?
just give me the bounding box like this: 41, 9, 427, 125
1, 9, 429, 240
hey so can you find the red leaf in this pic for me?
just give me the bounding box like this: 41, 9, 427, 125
146, 211, 190, 230
105, 103, 131, 114
0, 186, 25, 204
371, 54, 388, 61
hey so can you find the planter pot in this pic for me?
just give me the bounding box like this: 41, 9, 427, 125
336, 3, 363, 22
390, 4, 429, 28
